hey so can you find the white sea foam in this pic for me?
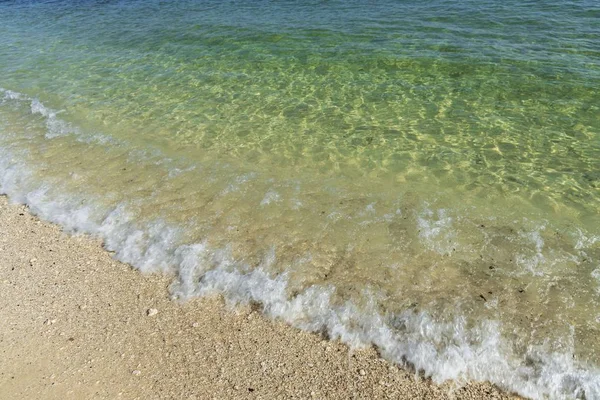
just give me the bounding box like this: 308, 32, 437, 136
260, 189, 281, 206
1, 89, 600, 400
592, 269, 600, 295
220, 172, 257, 195
575, 228, 600, 251
29, 98, 77, 139
416, 207, 456, 255
1, 88, 117, 146
1, 89, 24, 101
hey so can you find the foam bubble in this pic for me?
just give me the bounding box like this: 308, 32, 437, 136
416, 207, 456, 255
1, 87, 116, 145
1, 88, 25, 101
260, 189, 281, 206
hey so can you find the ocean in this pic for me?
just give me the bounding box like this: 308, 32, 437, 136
1, 1, 599, 398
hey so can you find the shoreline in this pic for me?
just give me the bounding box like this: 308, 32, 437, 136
0, 195, 517, 399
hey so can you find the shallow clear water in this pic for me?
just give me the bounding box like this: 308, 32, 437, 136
1, 1, 599, 398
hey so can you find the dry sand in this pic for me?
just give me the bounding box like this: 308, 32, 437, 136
0, 195, 519, 399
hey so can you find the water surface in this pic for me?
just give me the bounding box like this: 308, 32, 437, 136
1, 1, 599, 398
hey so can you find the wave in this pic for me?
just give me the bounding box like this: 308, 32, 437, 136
1, 88, 599, 399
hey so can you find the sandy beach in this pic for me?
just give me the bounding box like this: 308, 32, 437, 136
0, 195, 517, 399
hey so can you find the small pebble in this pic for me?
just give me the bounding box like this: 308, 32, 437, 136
132, 370, 141, 376
147, 308, 158, 317
192, 322, 199, 328
359, 369, 366, 376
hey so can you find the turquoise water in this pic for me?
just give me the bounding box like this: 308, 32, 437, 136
1, 1, 599, 398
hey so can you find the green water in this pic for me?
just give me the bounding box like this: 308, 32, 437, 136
1, 1, 599, 398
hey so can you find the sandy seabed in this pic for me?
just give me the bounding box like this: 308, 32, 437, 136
0, 195, 518, 399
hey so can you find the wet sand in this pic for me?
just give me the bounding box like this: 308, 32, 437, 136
0, 195, 518, 399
